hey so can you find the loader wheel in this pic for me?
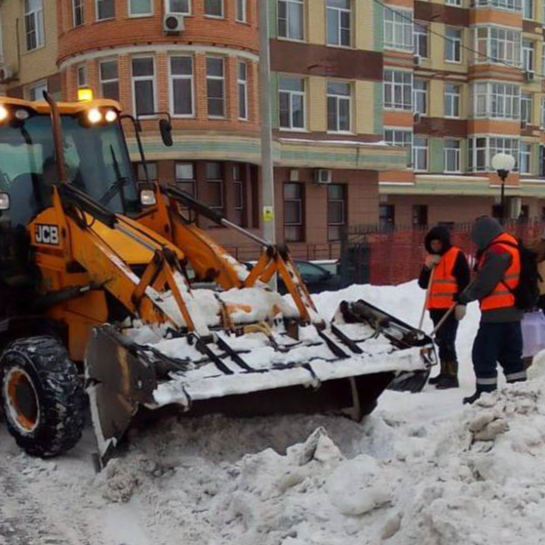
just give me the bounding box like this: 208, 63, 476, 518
0, 336, 85, 458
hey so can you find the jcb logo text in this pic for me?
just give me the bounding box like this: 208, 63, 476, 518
35, 224, 60, 246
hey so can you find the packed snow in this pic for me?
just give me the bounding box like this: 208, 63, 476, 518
2, 280, 545, 545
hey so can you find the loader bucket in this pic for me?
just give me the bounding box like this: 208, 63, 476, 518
86, 299, 436, 467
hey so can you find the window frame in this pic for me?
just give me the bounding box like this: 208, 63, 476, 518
521, 92, 532, 125
445, 27, 463, 63
206, 56, 226, 119
472, 81, 521, 120
73, 0, 84, 27
520, 142, 532, 174
128, 0, 154, 17
444, 139, 462, 173
27, 79, 48, 101
96, 0, 115, 21
327, 184, 346, 242
204, 0, 224, 19
284, 182, 305, 242
77, 65, 88, 89
165, 0, 192, 15
326, 0, 352, 48
99, 59, 120, 101
384, 7, 413, 52
522, 39, 534, 72
206, 162, 224, 212
384, 69, 413, 111
414, 21, 429, 59
412, 136, 428, 172
523, 0, 534, 20
468, 136, 519, 172
278, 76, 306, 131
277, 0, 305, 41
238, 61, 249, 121
236, 0, 247, 22
444, 83, 461, 118
169, 55, 195, 118
413, 79, 428, 115
25, 0, 45, 52
131, 56, 157, 118
327, 80, 352, 133
474, 26, 522, 67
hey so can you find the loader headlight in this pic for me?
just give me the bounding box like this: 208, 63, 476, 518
87, 108, 103, 124
15, 109, 30, 121
140, 189, 156, 206
0, 192, 11, 211
0, 105, 9, 123
105, 109, 118, 123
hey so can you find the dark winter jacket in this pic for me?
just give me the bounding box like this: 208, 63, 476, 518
458, 217, 524, 323
418, 226, 470, 298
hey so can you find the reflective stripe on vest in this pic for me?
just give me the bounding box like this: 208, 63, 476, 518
427, 247, 462, 309
479, 233, 521, 311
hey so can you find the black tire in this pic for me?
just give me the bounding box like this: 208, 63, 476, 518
0, 336, 85, 457
388, 369, 431, 393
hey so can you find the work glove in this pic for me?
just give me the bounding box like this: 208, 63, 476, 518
424, 255, 441, 269
454, 305, 467, 321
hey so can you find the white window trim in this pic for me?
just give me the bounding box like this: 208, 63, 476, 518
236, 0, 247, 23
77, 65, 87, 89
165, 0, 192, 15
169, 55, 195, 119
522, 39, 534, 72
414, 22, 429, 59
413, 137, 428, 172
131, 56, 157, 119
238, 61, 249, 121
99, 58, 119, 98
521, 93, 532, 124
73, 0, 84, 27
444, 139, 462, 173
277, 0, 305, 42
468, 135, 520, 172
204, 0, 225, 19
445, 27, 463, 64
413, 79, 428, 116
473, 25, 522, 68
128, 0, 154, 18
444, 83, 461, 119
471, 0, 522, 13
25, 0, 45, 52
326, 0, 352, 48
279, 76, 306, 131
471, 81, 521, 120
384, 68, 413, 111
27, 79, 48, 101
523, 0, 534, 20
96, 0, 115, 21
520, 142, 532, 174
206, 56, 226, 119
327, 81, 352, 134
384, 7, 414, 53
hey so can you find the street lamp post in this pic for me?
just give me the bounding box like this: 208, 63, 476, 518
491, 152, 516, 225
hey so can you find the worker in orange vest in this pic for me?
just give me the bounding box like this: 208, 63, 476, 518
419, 226, 470, 389
456, 216, 527, 404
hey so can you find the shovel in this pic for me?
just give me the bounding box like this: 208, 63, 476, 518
418, 265, 435, 330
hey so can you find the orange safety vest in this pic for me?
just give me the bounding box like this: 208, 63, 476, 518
427, 247, 462, 310
479, 233, 520, 311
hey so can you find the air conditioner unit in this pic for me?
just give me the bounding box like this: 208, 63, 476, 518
524, 71, 535, 82
0, 65, 13, 82
414, 55, 422, 66
314, 169, 332, 184
508, 196, 522, 219
163, 13, 184, 33
413, 112, 421, 123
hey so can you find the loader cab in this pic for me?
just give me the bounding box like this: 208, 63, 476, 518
0, 102, 140, 229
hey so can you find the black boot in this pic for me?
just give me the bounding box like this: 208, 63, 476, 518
436, 361, 459, 390
429, 360, 448, 385
463, 385, 496, 405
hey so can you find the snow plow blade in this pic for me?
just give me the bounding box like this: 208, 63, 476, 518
86, 300, 436, 467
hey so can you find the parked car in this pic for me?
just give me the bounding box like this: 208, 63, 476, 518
280, 260, 342, 294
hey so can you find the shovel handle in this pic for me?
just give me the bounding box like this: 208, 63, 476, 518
418, 265, 435, 331
431, 303, 457, 336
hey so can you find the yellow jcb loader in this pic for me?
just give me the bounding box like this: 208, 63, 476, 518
0, 94, 435, 467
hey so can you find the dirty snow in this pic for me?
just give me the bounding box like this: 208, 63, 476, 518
2, 280, 545, 545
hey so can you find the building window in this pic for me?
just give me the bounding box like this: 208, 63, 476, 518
28, 80, 48, 101
73, 0, 84, 26
445, 27, 462, 62
176, 162, 196, 197
520, 142, 532, 174
384, 8, 413, 52
96, 0, 115, 20
475, 27, 521, 67
238, 62, 248, 120
522, 0, 534, 19
233, 164, 245, 226
206, 162, 224, 212
206, 57, 225, 118
468, 137, 519, 171
413, 79, 428, 115
522, 39, 534, 72
279, 76, 305, 130
205, 0, 224, 18
444, 139, 462, 173
132, 57, 156, 117
77, 65, 87, 89
236, 0, 247, 22
135, 162, 158, 183
167, 0, 191, 14
278, 0, 304, 41
327, 81, 351, 132
328, 184, 346, 241
541, 97, 545, 128
413, 137, 428, 171
472, 82, 520, 120
444, 83, 461, 118
379, 204, 395, 228
384, 69, 412, 111
326, 0, 351, 47
412, 205, 428, 227
446, 0, 462, 5
25, 0, 44, 51
284, 183, 304, 242
384, 128, 412, 149
170, 56, 194, 117
129, 0, 153, 16
99, 60, 119, 100
414, 22, 429, 59
521, 93, 532, 125
471, 0, 522, 11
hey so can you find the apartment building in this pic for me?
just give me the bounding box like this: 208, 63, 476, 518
379, 0, 545, 227
0, 0, 406, 257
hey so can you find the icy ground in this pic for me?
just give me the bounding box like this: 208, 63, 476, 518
2, 281, 545, 545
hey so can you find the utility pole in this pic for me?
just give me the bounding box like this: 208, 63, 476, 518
257, 0, 276, 246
